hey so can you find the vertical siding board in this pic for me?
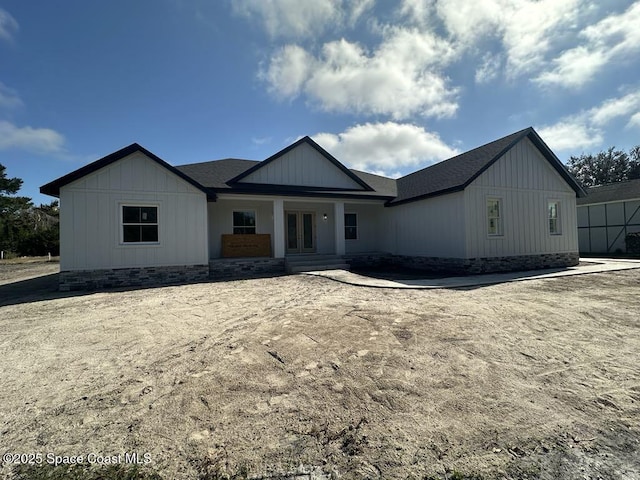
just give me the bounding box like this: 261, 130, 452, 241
466, 138, 578, 258
385, 192, 465, 257
59, 191, 72, 271
61, 154, 207, 271
240, 143, 361, 189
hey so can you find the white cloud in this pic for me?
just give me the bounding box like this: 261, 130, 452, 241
0, 82, 23, 109
262, 45, 314, 98
426, 0, 584, 76
534, 46, 607, 89
536, 2, 640, 88
232, 0, 372, 39
538, 121, 602, 152
538, 88, 640, 152
399, 0, 434, 25
312, 122, 458, 175
629, 112, 640, 129
0, 8, 18, 42
264, 29, 459, 119
475, 53, 502, 84
590, 90, 640, 126
0, 120, 66, 155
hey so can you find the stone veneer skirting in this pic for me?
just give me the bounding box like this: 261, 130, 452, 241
390, 252, 580, 274
59, 265, 210, 291
59, 252, 579, 290
209, 257, 285, 279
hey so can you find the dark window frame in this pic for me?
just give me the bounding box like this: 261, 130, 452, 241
344, 212, 358, 240
232, 210, 257, 235
121, 205, 159, 244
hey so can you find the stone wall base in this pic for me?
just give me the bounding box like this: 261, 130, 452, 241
59, 265, 210, 291
391, 252, 580, 275
343, 252, 393, 269
209, 257, 285, 279
59, 252, 580, 290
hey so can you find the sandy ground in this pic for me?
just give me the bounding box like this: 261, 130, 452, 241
0, 261, 639, 479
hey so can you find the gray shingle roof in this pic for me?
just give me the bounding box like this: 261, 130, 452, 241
390, 127, 584, 205
175, 160, 397, 199
41, 127, 582, 205
176, 159, 260, 190
577, 178, 640, 205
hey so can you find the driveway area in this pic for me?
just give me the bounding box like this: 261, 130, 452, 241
307, 258, 640, 289
1, 260, 639, 479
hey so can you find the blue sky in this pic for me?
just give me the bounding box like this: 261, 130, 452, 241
1, 0, 639, 205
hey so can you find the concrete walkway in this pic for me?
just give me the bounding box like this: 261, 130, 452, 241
303, 258, 640, 289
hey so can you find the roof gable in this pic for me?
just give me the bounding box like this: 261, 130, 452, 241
470, 136, 577, 194
228, 136, 374, 191
390, 127, 585, 206
40, 143, 212, 198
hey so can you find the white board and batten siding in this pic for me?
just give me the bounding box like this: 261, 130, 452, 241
381, 192, 466, 258
59, 152, 208, 271
238, 143, 363, 189
464, 137, 578, 258
344, 203, 384, 253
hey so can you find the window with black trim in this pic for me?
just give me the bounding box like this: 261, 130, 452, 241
345, 213, 358, 240
122, 206, 158, 243
233, 210, 256, 234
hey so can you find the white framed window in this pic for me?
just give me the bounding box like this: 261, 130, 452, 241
233, 210, 256, 234
344, 213, 358, 240
121, 205, 159, 243
487, 198, 503, 236
548, 201, 561, 235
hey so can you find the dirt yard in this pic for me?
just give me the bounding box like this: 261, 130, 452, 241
0, 261, 639, 479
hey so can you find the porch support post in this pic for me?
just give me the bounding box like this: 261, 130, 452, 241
334, 201, 345, 255
273, 199, 285, 258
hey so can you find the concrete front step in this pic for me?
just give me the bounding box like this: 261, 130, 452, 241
285, 255, 350, 273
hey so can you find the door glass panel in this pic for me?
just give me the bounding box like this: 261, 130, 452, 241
303, 213, 313, 249
287, 213, 298, 250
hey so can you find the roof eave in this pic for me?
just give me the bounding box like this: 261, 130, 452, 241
524, 130, 588, 197
39, 143, 214, 199
211, 186, 394, 201
386, 185, 466, 207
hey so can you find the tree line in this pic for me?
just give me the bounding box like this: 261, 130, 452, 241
0, 164, 59, 258
566, 145, 640, 187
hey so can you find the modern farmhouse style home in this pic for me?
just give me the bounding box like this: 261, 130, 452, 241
41, 127, 585, 290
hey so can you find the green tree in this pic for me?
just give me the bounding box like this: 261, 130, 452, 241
0, 164, 33, 253
567, 146, 640, 187
16, 200, 60, 256
0, 164, 59, 256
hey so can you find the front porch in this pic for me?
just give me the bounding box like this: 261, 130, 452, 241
207, 195, 385, 261
208, 252, 392, 279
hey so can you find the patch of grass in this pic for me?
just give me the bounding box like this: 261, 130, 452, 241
12, 463, 162, 480
0, 255, 59, 264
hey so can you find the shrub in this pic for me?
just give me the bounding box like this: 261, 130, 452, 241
626, 232, 640, 253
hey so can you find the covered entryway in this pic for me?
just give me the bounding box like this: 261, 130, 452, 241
285, 211, 316, 254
